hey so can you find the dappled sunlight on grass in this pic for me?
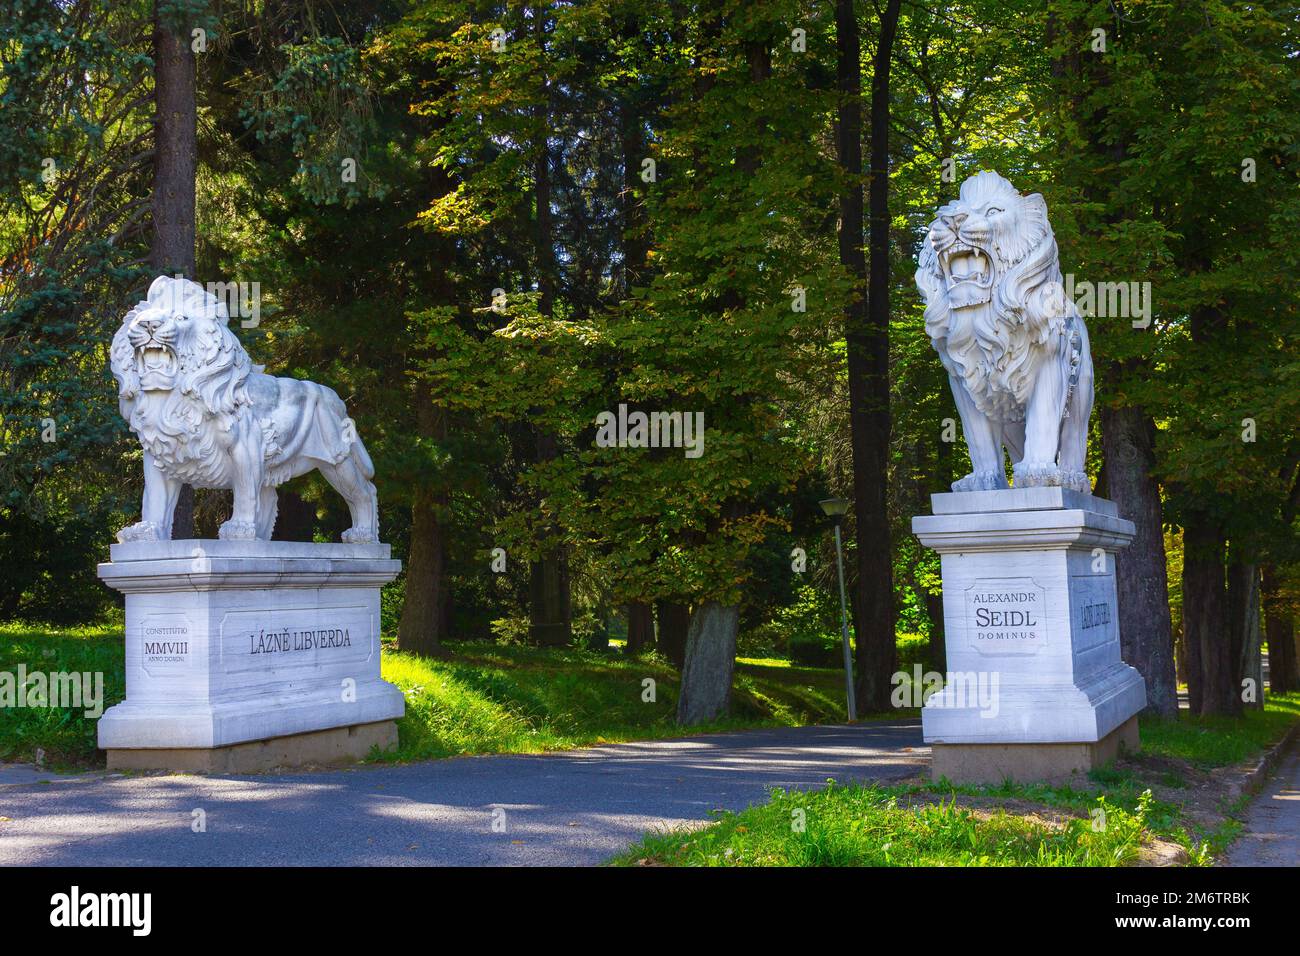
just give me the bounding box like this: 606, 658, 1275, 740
1139, 692, 1300, 768
379, 641, 850, 762
612, 781, 1160, 867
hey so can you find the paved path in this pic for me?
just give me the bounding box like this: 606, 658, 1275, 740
1223, 744, 1300, 867
0, 722, 925, 866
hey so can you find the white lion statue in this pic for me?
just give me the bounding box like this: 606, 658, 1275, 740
916, 170, 1092, 493
109, 275, 379, 543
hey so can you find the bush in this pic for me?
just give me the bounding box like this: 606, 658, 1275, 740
490, 615, 530, 645
0, 506, 121, 624
896, 633, 932, 673
788, 631, 843, 667
772, 586, 843, 666
737, 621, 781, 659
381, 576, 405, 636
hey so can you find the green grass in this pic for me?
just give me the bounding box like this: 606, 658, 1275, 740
613, 780, 1162, 866
0, 624, 857, 768
0, 623, 125, 769
1139, 692, 1300, 768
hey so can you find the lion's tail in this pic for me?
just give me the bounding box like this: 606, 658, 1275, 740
351, 429, 375, 480
338, 416, 374, 478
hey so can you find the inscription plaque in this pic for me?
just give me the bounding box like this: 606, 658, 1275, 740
219, 605, 374, 674
964, 578, 1047, 655
140, 614, 194, 677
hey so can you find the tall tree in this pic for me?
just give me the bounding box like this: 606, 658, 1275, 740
1045, 4, 1179, 716
526, 1, 572, 646
151, 0, 201, 538
841, 0, 901, 712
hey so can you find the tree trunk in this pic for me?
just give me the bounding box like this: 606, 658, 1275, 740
1099, 404, 1178, 715
676, 601, 739, 725
398, 398, 451, 657
152, 6, 197, 539
841, 0, 900, 712
1263, 565, 1297, 694
524, 8, 571, 647
398, 485, 451, 657
528, 550, 571, 646
586, 603, 610, 652
1183, 516, 1239, 716
1228, 559, 1261, 709
626, 601, 654, 656
1268, 613, 1298, 696
656, 599, 690, 669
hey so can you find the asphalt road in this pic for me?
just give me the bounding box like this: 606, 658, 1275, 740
1222, 744, 1300, 867
0, 721, 926, 866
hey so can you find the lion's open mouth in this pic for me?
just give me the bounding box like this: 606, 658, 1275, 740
137, 344, 177, 388
940, 240, 995, 307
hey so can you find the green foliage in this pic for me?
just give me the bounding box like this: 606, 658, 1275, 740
0, 505, 122, 622
0, 1, 152, 610
1044, 0, 1300, 548
771, 585, 842, 666
895, 633, 931, 673
244, 36, 381, 206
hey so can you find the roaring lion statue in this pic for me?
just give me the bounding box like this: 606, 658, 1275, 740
915, 170, 1092, 493
109, 275, 379, 543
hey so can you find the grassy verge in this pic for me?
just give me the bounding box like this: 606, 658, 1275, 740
0, 623, 859, 769
613, 781, 1166, 866
1139, 693, 1300, 768
615, 693, 1300, 867
380, 642, 858, 761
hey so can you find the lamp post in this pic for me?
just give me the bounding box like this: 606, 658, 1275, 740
820, 497, 857, 721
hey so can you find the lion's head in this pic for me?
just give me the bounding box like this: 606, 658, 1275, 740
110, 276, 252, 462
915, 171, 1070, 419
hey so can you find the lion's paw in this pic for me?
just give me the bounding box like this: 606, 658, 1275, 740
218, 519, 258, 540
1013, 462, 1063, 487
952, 470, 1007, 492
1059, 470, 1091, 493
116, 521, 162, 544
341, 526, 378, 544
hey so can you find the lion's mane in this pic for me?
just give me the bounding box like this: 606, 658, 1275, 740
915, 171, 1070, 423
110, 276, 252, 472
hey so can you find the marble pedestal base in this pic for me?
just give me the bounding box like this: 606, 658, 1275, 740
912, 488, 1147, 783
931, 715, 1139, 785
106, 719, 399, 773
96, 540, 405, 770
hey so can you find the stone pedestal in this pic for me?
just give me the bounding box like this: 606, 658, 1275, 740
912, 487, 1146, 783
97, 540, 405, 770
